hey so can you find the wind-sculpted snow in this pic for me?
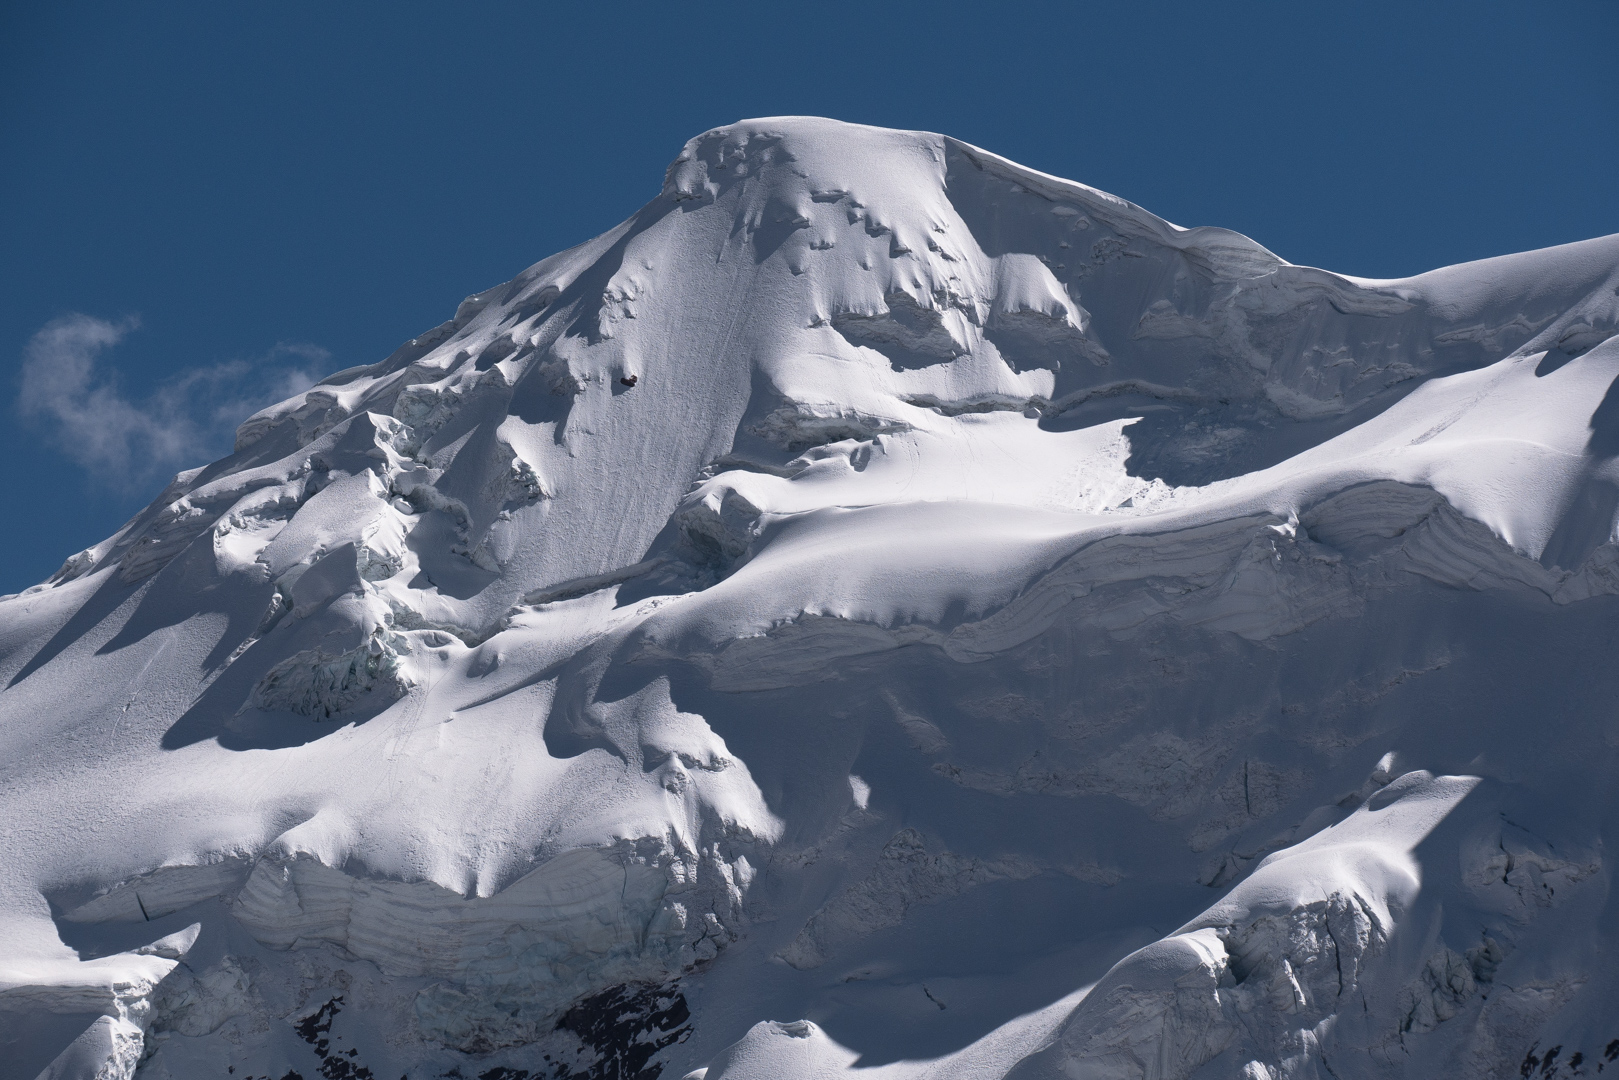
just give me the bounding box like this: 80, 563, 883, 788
3, 118, 1619, 1080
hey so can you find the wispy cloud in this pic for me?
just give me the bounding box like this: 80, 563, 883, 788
16, 313, 322, 484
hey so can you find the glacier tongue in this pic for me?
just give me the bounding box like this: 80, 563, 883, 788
3, 116, 1619, 1080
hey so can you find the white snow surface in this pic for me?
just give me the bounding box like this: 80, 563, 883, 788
3, 117, 1619, 1080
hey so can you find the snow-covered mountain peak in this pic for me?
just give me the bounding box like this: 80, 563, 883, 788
4, 117, 1619, 1080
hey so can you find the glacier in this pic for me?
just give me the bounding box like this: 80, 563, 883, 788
2, 116, 1618, 1080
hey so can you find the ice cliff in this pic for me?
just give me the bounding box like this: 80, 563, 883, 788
3, 117, 1618, 1080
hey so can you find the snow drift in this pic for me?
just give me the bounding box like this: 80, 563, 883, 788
3, 117, 1618, 1080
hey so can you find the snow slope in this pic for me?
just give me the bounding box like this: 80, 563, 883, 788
3, 116, 1619, 1080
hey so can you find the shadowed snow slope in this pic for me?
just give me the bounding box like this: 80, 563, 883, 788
3, 117, 1619, 1080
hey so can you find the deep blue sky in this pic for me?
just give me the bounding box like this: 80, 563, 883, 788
3, 1, 1615, 595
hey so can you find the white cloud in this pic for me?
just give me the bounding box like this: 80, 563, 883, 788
16, 313, 322, 483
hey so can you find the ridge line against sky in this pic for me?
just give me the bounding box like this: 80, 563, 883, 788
2, 0, 1615, 594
